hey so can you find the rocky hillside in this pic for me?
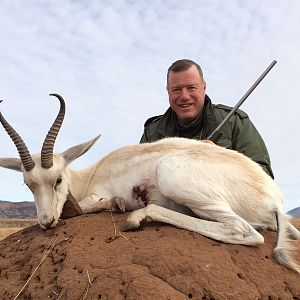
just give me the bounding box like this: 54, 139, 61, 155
289, 207, 300, 217
1, 198, 298, 219
0, 200, 36, 219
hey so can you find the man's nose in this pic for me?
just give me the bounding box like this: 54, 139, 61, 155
180, 88, 190, 100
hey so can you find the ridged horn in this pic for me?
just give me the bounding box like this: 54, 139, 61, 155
0, 100, 35, 172
41, 94, 66, 169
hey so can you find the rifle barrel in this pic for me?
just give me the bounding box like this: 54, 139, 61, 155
207, 60, 277, 142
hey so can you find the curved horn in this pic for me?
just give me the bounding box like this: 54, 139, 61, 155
0, 101, 35, 171
41, 94, 66, 169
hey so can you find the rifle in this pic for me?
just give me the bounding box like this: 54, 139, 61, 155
206, 60, 277, 143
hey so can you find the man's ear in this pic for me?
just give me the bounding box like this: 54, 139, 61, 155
62, 135, 101, 165
203, 80, 207, 92
0, 158, 23, 172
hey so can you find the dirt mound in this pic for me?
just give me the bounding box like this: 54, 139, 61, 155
0, 213, 299, 300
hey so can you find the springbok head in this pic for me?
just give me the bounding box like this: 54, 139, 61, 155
0, 94, 99, 229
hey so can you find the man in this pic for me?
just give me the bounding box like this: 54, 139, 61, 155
140, 59, 274, 178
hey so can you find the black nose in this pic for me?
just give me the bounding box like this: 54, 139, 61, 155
41, 217, 55, 229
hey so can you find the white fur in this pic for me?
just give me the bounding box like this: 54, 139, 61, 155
0, 136, 299, 273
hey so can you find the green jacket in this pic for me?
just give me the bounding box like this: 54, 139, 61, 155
140, 95, 274, 178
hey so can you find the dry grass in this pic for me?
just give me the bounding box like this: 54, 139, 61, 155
0, 219, 36, 241
0, 228, 22, 240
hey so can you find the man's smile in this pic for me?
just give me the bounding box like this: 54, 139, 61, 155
178, 103, 193, 108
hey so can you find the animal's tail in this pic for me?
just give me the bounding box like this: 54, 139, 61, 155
273, 210, 300, 273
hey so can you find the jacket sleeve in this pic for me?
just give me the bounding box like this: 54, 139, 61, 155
232, 115, 274, 178
139, 132, 148, 143
139, 116, 159, 143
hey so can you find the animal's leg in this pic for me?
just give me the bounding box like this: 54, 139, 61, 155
123, 204, 264, 246
273, 211, 300, 273
124, 154, 264, 245
287, 222, 300, 239
192, 204, 265, 245
110, 196, 126, 212
79, 194, 125, 213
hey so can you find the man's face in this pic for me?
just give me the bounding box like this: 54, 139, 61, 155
167, 65, 206, 125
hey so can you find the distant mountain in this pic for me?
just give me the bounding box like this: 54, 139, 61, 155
0, 200, 36, 219
0, 199, 299, 220
288, 207, 300, 218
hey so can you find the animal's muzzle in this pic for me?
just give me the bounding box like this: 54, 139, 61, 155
40, 216, 56, 229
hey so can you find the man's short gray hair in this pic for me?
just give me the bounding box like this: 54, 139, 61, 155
167, 59, 204, 81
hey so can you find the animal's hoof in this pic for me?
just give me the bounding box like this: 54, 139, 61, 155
111, 196, 126, 213
122, 220, 139, 232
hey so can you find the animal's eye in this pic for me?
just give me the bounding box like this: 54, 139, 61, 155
55, 177, 63, 189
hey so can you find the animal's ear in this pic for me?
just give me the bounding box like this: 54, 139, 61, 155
62, 135, 101, 165
0, 157, 23, 172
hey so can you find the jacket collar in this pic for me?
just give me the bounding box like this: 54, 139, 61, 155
201, 95, 219, 138
156, 95, 218, 139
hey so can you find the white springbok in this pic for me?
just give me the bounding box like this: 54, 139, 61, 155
0, 94, 299, 273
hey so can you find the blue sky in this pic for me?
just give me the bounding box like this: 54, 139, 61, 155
0, 0, 299, 211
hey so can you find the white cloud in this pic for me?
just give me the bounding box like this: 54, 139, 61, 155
0, 0, 299, 211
